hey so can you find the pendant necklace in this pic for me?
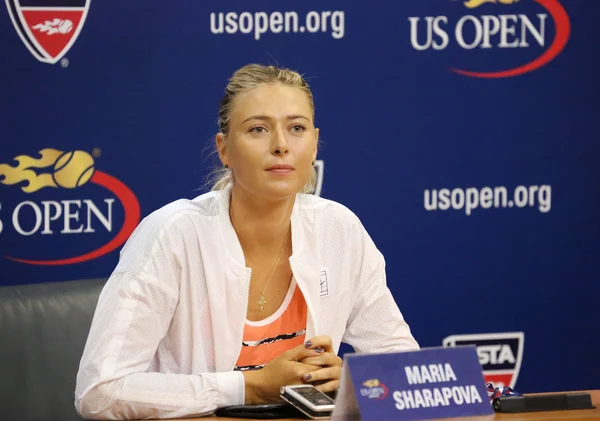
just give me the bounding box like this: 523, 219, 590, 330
230, 204, 290, 311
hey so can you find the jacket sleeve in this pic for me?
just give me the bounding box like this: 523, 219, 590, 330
341, 218, 420, 353
74, 214, 244, 420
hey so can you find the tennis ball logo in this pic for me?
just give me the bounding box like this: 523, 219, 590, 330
58, 20, 73, 34
463, 0, 519, 8
52, 150, 95, 189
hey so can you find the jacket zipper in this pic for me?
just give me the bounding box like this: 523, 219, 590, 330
289, 259, 315, 338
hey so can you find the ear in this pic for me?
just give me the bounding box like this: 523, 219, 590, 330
312, 127, 319, 163
215, 133, 228, 166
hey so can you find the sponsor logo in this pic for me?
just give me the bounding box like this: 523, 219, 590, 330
408, 0, 570, 78
6, 0, 91, 64
443, 332, 524, 388
360, 379, 389, 400
319, 268, 329, 297
0, 148, 140, 265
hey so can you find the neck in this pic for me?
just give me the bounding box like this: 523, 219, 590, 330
229, 185, 294, 255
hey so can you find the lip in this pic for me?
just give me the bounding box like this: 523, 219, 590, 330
266, 164, 294, 171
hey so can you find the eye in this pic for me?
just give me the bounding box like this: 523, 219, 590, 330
291, 125, 306, 133
249, 126, 266, 134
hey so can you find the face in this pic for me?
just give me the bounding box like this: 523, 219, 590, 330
217, 83, 319, 200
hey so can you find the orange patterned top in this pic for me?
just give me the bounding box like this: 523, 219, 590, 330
234, 277, 308, 371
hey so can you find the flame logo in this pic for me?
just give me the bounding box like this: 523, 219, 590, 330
0, 148, 95, 193
464, 0, 520, 8
363, 379, 381, 388
32, 19, 74, 35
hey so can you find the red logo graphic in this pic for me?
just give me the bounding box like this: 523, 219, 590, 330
6, 0, 91, 64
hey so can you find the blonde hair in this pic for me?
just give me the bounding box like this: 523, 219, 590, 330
209, 64, 318, 193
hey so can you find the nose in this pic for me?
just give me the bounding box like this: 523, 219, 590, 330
271, 126, 289, 156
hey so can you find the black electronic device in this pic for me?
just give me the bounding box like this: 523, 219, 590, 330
493, 392, 595, 413
279, 385, 335, 419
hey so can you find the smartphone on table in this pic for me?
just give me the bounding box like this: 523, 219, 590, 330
280, 385, 335, 420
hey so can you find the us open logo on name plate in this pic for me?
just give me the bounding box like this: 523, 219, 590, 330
443, 332, 524, 388
6, 0, 91, 64
0, 148, 140, 265
360, 379, 389, 400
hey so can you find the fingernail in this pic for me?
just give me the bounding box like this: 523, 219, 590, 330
315, 347, 324, 353
304, 341, 312, 348
303, 373, 312, 381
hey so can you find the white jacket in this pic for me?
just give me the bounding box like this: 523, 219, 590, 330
75, 185, 419, 420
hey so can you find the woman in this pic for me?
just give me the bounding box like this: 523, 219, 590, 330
75, 64, 419, 420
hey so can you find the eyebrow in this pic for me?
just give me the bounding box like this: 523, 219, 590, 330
241, 115, 310, 124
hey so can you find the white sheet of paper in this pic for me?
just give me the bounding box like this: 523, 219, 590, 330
331, 362, 361, 420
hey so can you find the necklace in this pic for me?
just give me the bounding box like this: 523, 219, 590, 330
230, 204, 290, 311
256, 233, 289, 310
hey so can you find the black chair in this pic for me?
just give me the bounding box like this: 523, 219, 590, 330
0, 278, 107, 421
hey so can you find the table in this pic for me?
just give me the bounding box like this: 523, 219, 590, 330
151, 390, 600, 421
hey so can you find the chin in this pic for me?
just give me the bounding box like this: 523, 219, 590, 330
261, 180, 303, 199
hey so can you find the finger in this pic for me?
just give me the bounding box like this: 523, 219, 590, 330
301, 365, 342, 384
285, 343, 327, 362
304, 336, 334, 352
293, 361, 322, 373
301, 352, 342, 367
314, 380, 340, 394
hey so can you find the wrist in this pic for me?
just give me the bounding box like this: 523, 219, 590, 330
242, 370, 264, 404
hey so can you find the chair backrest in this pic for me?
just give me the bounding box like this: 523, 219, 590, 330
0, 278, 107, 421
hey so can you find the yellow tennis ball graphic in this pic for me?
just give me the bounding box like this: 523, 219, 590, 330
52, 151, 95, 189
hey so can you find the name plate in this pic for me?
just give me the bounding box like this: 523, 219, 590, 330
332, 346, 493, 421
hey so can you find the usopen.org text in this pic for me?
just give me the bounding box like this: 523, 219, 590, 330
210, 10, 345, 40
424, 184, 551, 215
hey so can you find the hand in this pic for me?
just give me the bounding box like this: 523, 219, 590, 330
242, 343, 323, 404
299, 335, 343, 393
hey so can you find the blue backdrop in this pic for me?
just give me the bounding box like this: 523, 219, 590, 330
1, 0, 598, 394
